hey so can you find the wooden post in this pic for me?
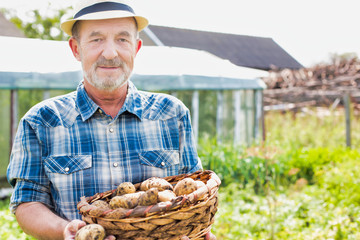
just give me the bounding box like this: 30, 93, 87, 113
191, 91, 199, 145
170, 91, 177, 98
343, 93, 351, 148
10, 89, 18, 152
233, 90, 241, 145
43, 90, 50, 100
216, 91, 224, 143
254, 90, 263, 142
261, 90, 266, 142
244, 90, 251, 145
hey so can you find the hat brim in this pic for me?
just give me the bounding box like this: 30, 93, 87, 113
61, 10, 149, 36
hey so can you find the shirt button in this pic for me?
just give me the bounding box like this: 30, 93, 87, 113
113, 163, 118, 167
99, 109, 103, 114
109, 128, 114, 133
161, 162, 165, 166
64, 167, 70, 172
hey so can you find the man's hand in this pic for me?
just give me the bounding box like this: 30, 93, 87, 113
63, 220, 86, 240
63, 220, 116, 240
205, 232, 217, 240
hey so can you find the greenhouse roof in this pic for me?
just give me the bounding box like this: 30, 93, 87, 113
0, 36, 267, 90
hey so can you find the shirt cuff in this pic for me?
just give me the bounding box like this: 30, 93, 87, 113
9, 179, 53, 214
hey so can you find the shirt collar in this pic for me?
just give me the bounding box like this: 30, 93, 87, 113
120, 81, 143, 120
76, 81, 99, 121
76, 81, 143, 121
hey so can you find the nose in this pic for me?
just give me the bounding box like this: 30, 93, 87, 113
101, 40, 118, 60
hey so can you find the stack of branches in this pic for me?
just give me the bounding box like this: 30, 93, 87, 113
262, 57, 360, 110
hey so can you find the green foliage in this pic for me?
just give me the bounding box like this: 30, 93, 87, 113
264, 109, 360, 149
17, 90, 44, 119
0, 199, 36, 240
316, 156, 360, 207
213, 184, 360, 239
7, 8, 70, 40
199, 109, 360, 239
278, 147, 359, 185
1, 108, 360, 239
198, 137, 284, 195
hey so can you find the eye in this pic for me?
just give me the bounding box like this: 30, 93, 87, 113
89, 37, 103, 43
118, 38, 129, 43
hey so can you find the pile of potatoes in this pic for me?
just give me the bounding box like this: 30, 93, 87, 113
90, 177, 206, 212
109, 177, 205, 209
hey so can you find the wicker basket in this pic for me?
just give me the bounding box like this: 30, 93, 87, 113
77, 170, 221, 240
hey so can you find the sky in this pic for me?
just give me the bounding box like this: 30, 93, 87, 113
1, 0, 359, 67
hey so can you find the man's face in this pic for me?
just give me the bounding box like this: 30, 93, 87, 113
72, 18, 140, 91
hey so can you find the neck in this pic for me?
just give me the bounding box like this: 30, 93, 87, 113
84, 80, 128, 118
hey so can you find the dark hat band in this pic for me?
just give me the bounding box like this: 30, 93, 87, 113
74, 2, 135, 19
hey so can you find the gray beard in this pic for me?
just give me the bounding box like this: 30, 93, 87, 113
83, 57, 131, 91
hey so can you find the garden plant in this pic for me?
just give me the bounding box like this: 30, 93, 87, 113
1, 107, 359, 239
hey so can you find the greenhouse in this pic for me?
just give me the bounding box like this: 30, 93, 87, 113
0, 36, 267, 179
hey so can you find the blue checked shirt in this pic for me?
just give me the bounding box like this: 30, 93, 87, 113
7, 81, 202, 220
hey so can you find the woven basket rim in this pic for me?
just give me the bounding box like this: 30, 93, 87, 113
99, 188, 218, 223
77, 170, 221, 220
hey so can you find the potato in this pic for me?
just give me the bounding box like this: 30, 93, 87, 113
116, 182, 136, 196
109, 192, 143, 209
140, 177, 174, 191
75, 224, 105, 240
138, 188, 158, 206
158, 190, 177, 202
174, 178, 198, 196
195, 180, 206, 189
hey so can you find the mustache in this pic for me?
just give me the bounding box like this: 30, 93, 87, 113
96, 57, 124, 67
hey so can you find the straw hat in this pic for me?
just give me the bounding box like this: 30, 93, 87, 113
61, 0, 149, 36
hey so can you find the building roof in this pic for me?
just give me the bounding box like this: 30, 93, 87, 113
0, 12, 24, 38
140, 25, 303, 71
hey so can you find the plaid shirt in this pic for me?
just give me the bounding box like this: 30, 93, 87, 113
7, 81, 202, 220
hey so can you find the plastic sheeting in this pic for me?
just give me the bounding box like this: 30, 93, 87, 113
0, 36, 267, 90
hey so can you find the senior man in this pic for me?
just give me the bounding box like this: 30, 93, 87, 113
7, 0, 204, 239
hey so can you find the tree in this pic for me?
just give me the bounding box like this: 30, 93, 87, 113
3, 7, 71, 41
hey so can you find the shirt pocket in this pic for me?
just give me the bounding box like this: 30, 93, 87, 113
43, 155, 92, 175
139, 150, 180, 180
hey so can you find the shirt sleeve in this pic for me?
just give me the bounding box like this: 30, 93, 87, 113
178, 108, 203, 174
7, 118, 53, 213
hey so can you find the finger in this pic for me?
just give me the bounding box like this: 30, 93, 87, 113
69, 220, 86, 233
205, 232, 217, 240
104, 235, 116, 240
205, 232, 210, 240
64, 219, 86, 239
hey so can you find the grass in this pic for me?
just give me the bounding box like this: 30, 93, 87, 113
1, 107, 359, 239
213, 184, 360, 239
264, 107, 360, 149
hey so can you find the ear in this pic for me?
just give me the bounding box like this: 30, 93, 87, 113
135, 38, 142, 55
69, 37, 81, 61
